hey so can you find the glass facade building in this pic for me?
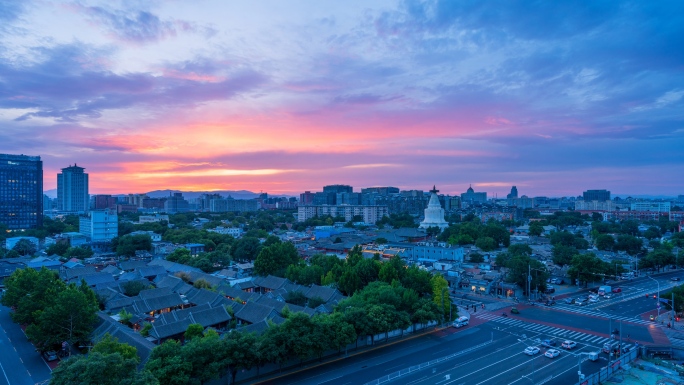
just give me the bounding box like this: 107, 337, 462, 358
0, 154, 43, 230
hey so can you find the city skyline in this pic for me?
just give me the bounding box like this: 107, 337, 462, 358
1, 1, 683, 196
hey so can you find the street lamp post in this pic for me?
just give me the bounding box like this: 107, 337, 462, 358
648, 276, 661, 320
577, 352, 596, 383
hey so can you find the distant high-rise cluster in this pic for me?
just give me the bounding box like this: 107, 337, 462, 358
0, 153, 43, 230
583, 189, 611, 202
57, 164, 89, 213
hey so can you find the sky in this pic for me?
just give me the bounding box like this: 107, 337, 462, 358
1, 1, 683, 198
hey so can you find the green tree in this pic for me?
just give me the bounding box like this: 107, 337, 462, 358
12, 238, 37, 256
552, 245, 577, 267
401, 265, 432, 296
184, 324, 205, 341
91, 333, 140, 362
614, 234, 643, 256
475, 236, 496, 251
26, 283, 99, 350
46, 242, 70, 256
595, 234, 616, 251
116, 234, 153, 257
64, 246, 94, 260
145, 340, 192, 385
469, 253, 484, 263
121, 280, 152, 297
508, 244, 532, 257
0, 267, 66, 326
643, 226, 661, 240
567, 253, 607, 287
219, 331, 258, 384
528, 222, 543, 236
51, 352, 158, 385
182, 330, 224, 384
431, 274, 450, 319
167, 248, 191, 264
232, 237, 262, 262
254, 241, 301, 276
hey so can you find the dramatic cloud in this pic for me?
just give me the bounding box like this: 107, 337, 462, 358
0, 0, 683, 196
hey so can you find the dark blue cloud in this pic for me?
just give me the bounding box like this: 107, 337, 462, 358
77, 5, 206, 43
0, 44, 265, 122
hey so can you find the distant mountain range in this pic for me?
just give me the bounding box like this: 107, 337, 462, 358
143, 190, 266, 200
43, 189, 289, 200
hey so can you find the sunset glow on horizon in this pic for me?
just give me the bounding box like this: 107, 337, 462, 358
1, 1, 683, 197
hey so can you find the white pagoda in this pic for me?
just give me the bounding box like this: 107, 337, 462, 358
419, 185, 449, 230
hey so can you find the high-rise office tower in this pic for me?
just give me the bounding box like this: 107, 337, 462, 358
582, 189, 610, 202
0, 154, 43, 230
507, 186, 518, 199
57, 164, 89, 213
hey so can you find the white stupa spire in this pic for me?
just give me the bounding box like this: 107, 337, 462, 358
419, 185, 449, 230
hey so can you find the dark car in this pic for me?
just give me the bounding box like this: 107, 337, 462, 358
589, 288, 599, 294
564, 298, 575, 304
672, 277, 681, 282
544, 300, 556, 306
42, 350, 58, 362
541, 339, 556, 347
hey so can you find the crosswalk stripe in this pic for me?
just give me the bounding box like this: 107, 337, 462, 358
577, 334, 592, 341
588, 336, 603, 343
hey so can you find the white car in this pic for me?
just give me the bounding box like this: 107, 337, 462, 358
524, 346, 540, 356
604, 294, 612, 299
562, 340, 577, 349
545, 349, 560, 358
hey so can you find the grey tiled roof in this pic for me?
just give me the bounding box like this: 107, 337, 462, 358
62, 266, 97, 280
253, 275, 289, 290
147, 259, 202, 274
234, 301, 278, 325
186, 271, 224, 287
138, 265, 168, 278
150, 318, 192, 340
184, 288, 222, 307
119, 260, 149, 271
238, 320, 270, 335
81, 273, 116, 286
132, 293, 184, 314
92, 312, 155, 364
188, 307, 231, 327
138, 287, 173, 299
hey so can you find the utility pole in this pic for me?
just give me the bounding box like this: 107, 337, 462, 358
528, 264, 532, 302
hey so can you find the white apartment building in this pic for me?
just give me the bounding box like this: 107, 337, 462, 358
79, 209, 118, 242
207, 227, 243, 237
630, 202, 671, 212
297, 205, 388, 224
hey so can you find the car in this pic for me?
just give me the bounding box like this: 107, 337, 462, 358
650, 314, 655, 321
612, 288, 622, 293
524, 346, 540, 355
42, 350, 58, 362
576, 299, 587, 306
590, 288, 599, 294
564, 298, 575, 304
672, 277, 681, 281
604, 294, 612, 299
541, 339, 556, 347
589, 297, 599, 303
550, 278, 558, 284
511, 307, 520, 314
562, 340, 577, 349
546, 278, 552, 283
544, 300, 556, 306
557, 279, 565, 285
545, 349, 560, 358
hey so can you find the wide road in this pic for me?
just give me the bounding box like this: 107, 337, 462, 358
0, 305, 52, 385
258, 322, 615, 385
